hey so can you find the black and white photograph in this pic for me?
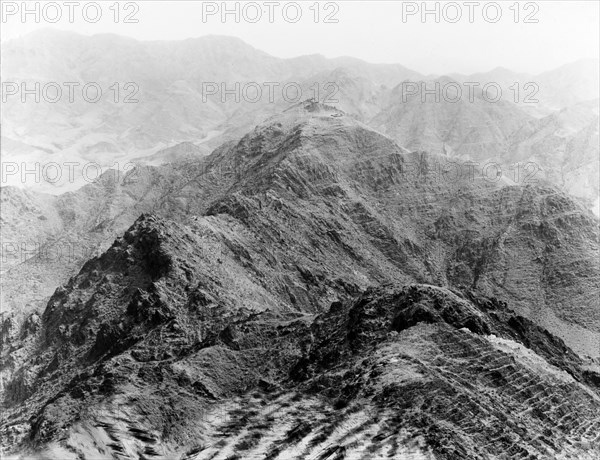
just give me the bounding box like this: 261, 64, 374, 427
1, 1, 599, 458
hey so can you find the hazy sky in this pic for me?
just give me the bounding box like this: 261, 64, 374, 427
1, 1, 598, 75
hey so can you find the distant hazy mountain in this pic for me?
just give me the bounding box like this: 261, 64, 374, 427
0, 29, 422, 193
3, 30, 597, 208
535, 59, 600, 111
447, 59, 600, 116
369, 77, 532, 161
509, 99, 599, 208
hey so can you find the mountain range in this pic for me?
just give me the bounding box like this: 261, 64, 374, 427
2, 30, 598, 212
1, 101, 599, 457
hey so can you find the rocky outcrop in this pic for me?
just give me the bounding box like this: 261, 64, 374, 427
290, 285, 600, 459
4, 238, 599, 458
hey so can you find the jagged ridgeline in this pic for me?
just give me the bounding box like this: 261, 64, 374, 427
1, 101, 599, 458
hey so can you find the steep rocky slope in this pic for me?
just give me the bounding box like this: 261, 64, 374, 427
1, 212, 599, 458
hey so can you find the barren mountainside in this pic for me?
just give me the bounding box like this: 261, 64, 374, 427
2, 214, 600, 458
1, 102, 599, 458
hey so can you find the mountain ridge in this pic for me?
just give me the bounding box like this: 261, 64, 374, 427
2, 102, 600, 458
2, 211, 599, 458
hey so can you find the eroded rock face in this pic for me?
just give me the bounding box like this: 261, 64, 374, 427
290, 285, 600, 459
1, 103, 599, 458
390, 285, 492, 335
1, 213, 598, 459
